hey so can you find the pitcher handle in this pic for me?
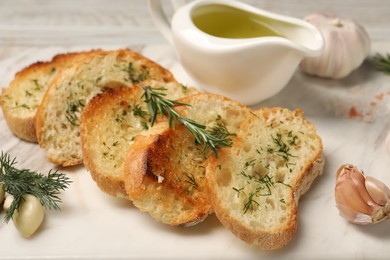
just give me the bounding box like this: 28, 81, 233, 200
147, 0, 186, 45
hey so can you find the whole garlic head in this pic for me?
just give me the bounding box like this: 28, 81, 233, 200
300, 13, 371, 79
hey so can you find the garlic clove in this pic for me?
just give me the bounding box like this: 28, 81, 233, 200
335, 164, 382, 224
3, 194, 14, 211
13, 194, 45, 238
336, 203, 372, 224
365, 176, 390, 206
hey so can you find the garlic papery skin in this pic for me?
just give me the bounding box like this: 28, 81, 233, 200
300, 13, 371, 79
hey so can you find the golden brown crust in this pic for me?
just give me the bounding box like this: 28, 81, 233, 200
1, 61, 55, 142
80, 81, 197, 198
0, 50, 103, 142
206, 148, 297, 250
205, 107, 324, 250
123, 93, 250, 226
35, 49, 177, 166
80, 86, 145, 198
124, 123, 213, 226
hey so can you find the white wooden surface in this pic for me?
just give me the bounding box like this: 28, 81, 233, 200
0, 0, 389, 47
1, 1, 390, 259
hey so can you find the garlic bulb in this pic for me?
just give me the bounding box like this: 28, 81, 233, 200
335, 164, 390, 225
300, 13, 371, 79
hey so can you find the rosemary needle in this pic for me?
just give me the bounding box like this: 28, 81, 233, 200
141, 85, 233, 157
0, 152, 72, 222
373, 52, 390, 75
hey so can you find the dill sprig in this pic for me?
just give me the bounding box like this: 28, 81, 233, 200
184, 173, 198, 189
65, 99, 85, 126
243, 192, 259, 214
141, 85, 232, 157
0, 152, 72, 222
132, 104, 148, 119
373, 52, 390, 75
209, 122, 236, 146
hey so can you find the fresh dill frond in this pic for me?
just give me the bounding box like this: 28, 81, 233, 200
373, 52, 390, 75
0, 152, 72, 222
132, 104, 148, 119
243, 192, 259, 214
271, 132, 297, 164
141, 85, 232, 157
65, 99, 85, 126
184, 172, 198, 189
209, 122, 236, 146
127, 62, 149, 83
32, 79, 41, 91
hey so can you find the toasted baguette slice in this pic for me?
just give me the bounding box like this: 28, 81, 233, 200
123, 93, 251, 226
0, 51, 93, 142
205, 108, 324, 250
80, 82, 198, 198
36, 49, 177, 167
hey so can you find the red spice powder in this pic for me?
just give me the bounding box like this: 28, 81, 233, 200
376, 93, 385, 100
349, 106, 361, 118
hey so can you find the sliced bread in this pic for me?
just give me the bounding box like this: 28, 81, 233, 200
123, 93, 251, 226
36, 49, 177, 166
0, 51, 93, 142
80, 82, 198, 198
205, 108, 324, 250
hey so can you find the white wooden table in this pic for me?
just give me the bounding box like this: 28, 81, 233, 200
1, 1, 390, 259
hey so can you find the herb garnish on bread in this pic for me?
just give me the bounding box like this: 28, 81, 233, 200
80, 81, 198, 198
206, 108, 324, 250
0, 51, 94, 142
123, 93, 250, 226
36, 49, 176, 166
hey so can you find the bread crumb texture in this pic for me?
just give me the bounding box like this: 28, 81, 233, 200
124, 93, 250, 226
206, 107, 323, 250
80, 81, 197, 198
36, 49, 175, 166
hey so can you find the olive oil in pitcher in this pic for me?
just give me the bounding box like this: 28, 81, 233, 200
192, 4, 282, 39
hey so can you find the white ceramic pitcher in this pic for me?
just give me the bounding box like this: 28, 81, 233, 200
148, 0, 324, 105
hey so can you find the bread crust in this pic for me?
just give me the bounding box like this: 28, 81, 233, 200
80, 82, 198, 198
0, 50, 100, 142
123, 93, 250, 226
124, 123, 213, 226
35, 49, 177, 166
80, 86, 145, 198
1, 60, 54, 142
205, 107, 324, 250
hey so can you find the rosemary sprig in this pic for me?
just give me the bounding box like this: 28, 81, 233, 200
141, 85, 232, 157
0, 152, 72, 222
373, 52, 390, 75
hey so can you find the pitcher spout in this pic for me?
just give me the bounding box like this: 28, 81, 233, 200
188, 0, 324, 57
150, 0, 325, 105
